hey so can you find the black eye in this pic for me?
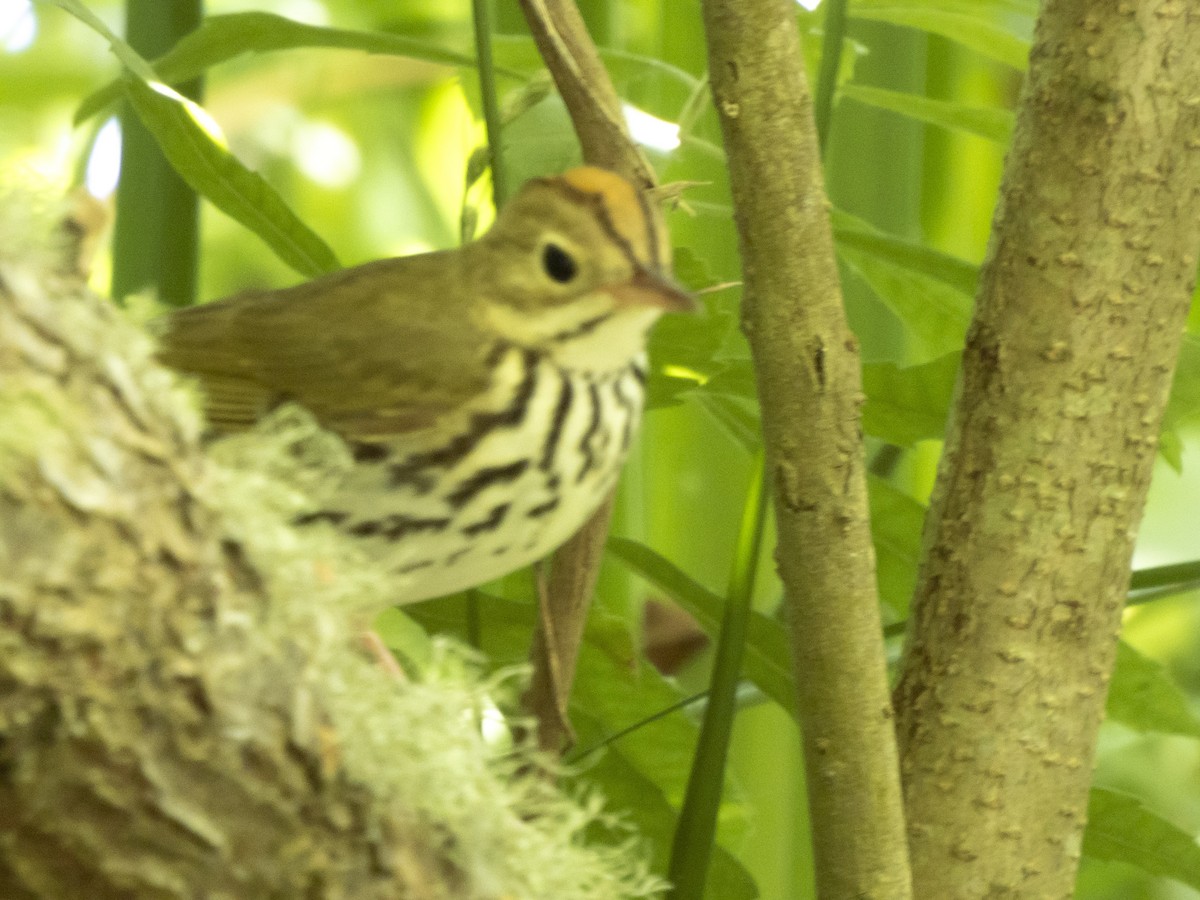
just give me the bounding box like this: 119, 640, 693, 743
542, 243, 578, 284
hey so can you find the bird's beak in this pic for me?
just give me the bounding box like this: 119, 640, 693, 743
611, 268, 697, 313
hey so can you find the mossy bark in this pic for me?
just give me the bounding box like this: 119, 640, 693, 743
0, 256, 461, 898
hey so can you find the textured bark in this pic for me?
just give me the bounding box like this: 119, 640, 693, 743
516, 0, 665, 754
701, 2, 912, 898
893, 2, 1200, 896
518, 0, 656, 188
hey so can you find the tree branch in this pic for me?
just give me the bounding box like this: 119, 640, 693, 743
700, 1, 912, 897
893, 1, 1200, 895
516, 0, 666, 753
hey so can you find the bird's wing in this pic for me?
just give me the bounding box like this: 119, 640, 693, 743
156, 255, 494, 439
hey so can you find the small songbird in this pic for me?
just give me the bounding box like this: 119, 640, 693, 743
158, 167, 694, 602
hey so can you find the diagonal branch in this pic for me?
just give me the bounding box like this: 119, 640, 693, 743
516, 0, 665, 753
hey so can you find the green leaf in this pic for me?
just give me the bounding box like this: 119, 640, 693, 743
1129, 560, 1200, 605
1106, 641, 1200, 739
77, 11, 519, 123
1163, 334, 1200, 431
840, 84, 1014, 144
124, 79, 339, 278
851, 0, 1035, 71
867, 476, 925, 619
49, 0, 338, 279
1083, 788, 1200, 891
646, 282, 737, 409
47, 0, 158, 80
693, 391, 761, 452
862, 351, 960, 447
833, 209, 977, 363
569, 619, 755, 898
572, 709, 759, 900
667, 455, 766, 899
607, 537, 797, 720
405, 593, 757, 896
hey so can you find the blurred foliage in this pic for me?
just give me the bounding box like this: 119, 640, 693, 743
4, 0, 1200, 897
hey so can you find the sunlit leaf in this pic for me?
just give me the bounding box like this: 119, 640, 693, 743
840, 84, 1014, 144
124, 79, 338, 278
833, 209, 976, 363
852, 0, 1036, 71
1106, 641, 1200, 739
77, 11, 518, 123
49, 0, 338, 278
862, 351, 960, 447
1083, 788, 1200, 891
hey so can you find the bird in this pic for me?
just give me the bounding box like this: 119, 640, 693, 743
157, 166, 694, 603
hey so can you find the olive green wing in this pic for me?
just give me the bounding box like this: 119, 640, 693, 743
156, 255, 492, 439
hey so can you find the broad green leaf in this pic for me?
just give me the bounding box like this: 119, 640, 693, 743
1158, 333, 1200, 471
1083, 788, 1200, 891
862, 351, 960, 447
569, 623, 756, 897
1106, 641, 1200, 739
840, 84, 1014, 145
833, 210, 977, 363
867, 476, 925, 619
833, 208, 980, 297
1163, 334, 1200, 429
852, 0, 1035, 71
49, 0, 338, 278
124, 79, 338, 278
76, 11, 518, 123
607, 537, 797, 720
694, 391, 761, 452
573, 710, 759, 900
666, 455, 765, 899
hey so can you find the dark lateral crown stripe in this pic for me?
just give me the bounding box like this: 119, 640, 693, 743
388, 347, 538, 488
543, 178, 650, 273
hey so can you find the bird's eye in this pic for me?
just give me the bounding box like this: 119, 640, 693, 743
541, 243, 578, 284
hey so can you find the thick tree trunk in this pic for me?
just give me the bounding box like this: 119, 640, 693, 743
894, 2, 1200, 896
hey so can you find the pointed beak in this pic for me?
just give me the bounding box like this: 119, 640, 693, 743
610, 268, 697, 313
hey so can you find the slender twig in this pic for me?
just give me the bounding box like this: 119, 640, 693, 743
471, 0, 508, 208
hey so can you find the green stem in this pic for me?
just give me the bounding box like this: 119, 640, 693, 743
111, 0, 204, 306
677, 70, 712, 139
813, 0, 849, 154
471, 0, 508, 208
667, 451, 767, 899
